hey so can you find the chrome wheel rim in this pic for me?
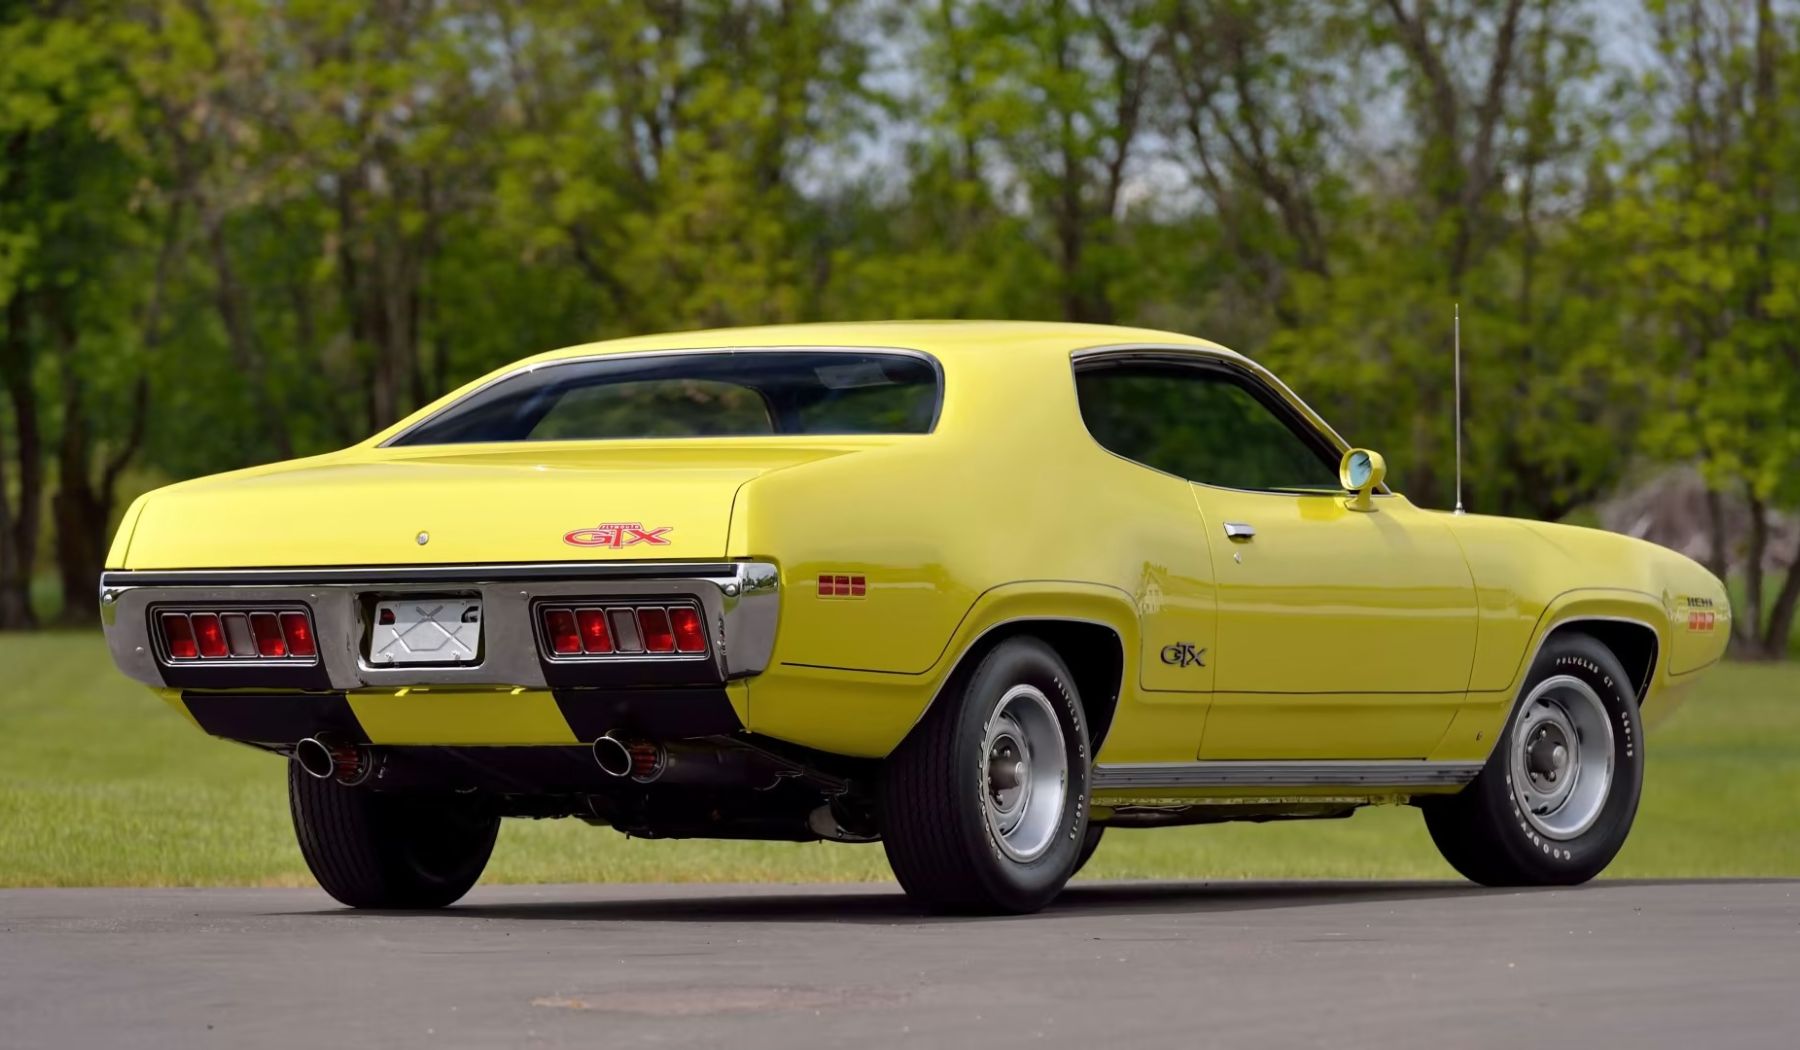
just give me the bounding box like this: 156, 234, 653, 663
1509, 675, 1614, 841
981, 684, 1068, 863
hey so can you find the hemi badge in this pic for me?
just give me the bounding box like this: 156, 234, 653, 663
818, 574, 867, 599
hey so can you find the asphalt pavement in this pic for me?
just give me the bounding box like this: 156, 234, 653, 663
2, 879, 1796, 1049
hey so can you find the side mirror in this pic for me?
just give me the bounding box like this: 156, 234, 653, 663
1339, 448, 1386, 512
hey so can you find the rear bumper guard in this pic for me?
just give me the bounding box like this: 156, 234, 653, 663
99, 560, 779, 691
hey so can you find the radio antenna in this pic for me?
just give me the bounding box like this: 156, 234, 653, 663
1453, 302, 1464, 515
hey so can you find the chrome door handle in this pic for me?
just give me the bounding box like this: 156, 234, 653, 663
1222, 522, 1256, 541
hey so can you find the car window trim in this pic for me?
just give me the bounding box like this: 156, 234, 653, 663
1070, 343, 1393, 498
378, 345, 945, 448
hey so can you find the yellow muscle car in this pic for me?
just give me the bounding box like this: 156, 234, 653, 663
99, 321, 1731, 913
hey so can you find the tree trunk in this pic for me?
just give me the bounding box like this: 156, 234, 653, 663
0, 292, 42, 629
1703, 486, 1731, 583
1739, 491, 1768, 652
0, 388, 21, 629
52, 453, 107, 628
1, 125, 42, 629
206, 215, 293, 460
50, 383, 140, 627
1762, 540, 1800, 659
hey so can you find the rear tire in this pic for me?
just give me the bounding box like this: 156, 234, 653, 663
288, 763, 498, 909
879, 637, 1092, 913
1422, 633, 1643, 886
1071, 825, 1105, 878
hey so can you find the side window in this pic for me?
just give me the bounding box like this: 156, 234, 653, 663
1076, 363, 1341, 492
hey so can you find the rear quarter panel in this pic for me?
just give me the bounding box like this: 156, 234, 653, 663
735, 347, 1149, 676
732, 345, 1216, 758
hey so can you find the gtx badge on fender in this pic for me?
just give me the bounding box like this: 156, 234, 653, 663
1160, 642, 1206, 668
563, 522, 673, 548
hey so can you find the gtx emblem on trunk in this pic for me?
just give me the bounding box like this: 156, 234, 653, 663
563, 522, 673, 548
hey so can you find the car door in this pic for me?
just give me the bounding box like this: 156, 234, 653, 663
1074, 354, 1478, 760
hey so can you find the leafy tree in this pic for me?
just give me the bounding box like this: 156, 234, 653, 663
1154, 0, 1640, 520
0, 0, 1794, 652
1605, 0, 1800, 657
480, 0, 877, 338
1, 3, 164, 625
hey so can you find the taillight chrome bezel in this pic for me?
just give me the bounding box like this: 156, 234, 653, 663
532, 598, 712, 663
149, 604, 321, 666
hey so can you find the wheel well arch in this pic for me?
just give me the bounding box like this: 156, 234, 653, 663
1543, 618, 1660, 702
935, 619, 1125, 751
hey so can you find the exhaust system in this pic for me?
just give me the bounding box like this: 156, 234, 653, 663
592, 733, 666, 782
294, 736, 376, 786
592, 732, 781, 788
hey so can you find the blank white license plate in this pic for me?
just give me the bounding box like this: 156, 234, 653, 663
368, 598, 482, 665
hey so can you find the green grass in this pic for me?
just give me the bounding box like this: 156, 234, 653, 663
1, 631, 1796, 887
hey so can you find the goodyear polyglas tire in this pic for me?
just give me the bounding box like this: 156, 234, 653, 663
288, 764, 499, 909
1422, 634, 1644, 886
878, 636, 1092, 913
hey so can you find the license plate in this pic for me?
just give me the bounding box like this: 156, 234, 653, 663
368, 598, 482, 666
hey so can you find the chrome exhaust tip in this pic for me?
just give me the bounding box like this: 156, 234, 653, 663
294, 736, 337, 780
294, 736, 374, 785
592, 733, 663, 782
592, 734, 634, 778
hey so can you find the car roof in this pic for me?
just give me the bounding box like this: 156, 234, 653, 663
522, 320, 1242, 367
362, 321, 1301, 450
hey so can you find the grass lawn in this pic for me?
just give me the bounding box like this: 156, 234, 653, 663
1, 630, 1795, 887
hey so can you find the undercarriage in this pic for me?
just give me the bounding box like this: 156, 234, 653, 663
271, 734, 883, 842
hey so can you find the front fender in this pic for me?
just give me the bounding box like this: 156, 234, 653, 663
1429, 586, 1693, 763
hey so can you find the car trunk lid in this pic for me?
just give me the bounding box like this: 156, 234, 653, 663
121, 443, 850, 569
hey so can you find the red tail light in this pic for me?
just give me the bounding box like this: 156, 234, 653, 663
637, 608, 675, 653
575, 609, 614, 653
190, 613, 229, 659
668, 607, 706, 653
543, 608, 581, 654
537, 601, 708, 660
156, 607, 315, 663
160, 613, 198, 660
249, 612, 287, 657
280, 612, 317, 657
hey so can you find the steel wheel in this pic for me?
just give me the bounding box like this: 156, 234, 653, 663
1423, 633, 1644, 887
980, 684, 1069, 863
879, 636, 1092, 913
1507, 674, 1614, 841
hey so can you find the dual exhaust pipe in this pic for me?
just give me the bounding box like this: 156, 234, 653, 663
293, 736, 376, 786
293, 732, 765, 790
592, 732, 776, 788
591, 733, 666, 782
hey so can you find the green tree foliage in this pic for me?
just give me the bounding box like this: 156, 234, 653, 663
0, 0, 1796, 649
2, 3, 165, 627
1601, 0, 1800, 656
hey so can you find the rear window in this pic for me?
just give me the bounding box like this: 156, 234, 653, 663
389, 350, 941, 445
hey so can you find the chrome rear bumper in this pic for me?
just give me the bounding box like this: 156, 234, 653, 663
99, 560, 779, 691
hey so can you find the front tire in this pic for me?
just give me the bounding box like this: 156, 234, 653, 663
878, 637, 1092, 913
288, 763, 499, 909
1423, 633, 1644, 886
1071, 825, 1105, 877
